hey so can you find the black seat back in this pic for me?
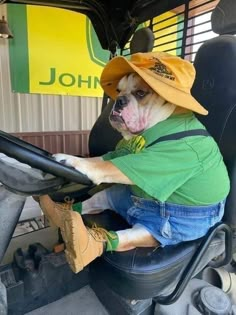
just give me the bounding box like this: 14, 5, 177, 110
89, 27, 154, 157
191, 0, 236, 227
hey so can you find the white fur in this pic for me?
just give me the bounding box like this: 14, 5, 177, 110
116, 224, 158, 249
110, 73, 176, 139
53, 154, 103, 185
81, 190, 112, 214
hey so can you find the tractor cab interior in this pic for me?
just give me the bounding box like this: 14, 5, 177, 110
0, 0, 236, 314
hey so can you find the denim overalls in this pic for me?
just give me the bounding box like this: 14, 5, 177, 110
106, 184, 225, 247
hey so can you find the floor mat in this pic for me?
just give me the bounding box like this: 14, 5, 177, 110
25, 285, 109, 315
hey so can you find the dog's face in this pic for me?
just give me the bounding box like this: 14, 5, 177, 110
109, 73, 175, 139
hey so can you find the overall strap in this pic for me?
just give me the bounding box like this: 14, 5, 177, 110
146, 129, 210, 148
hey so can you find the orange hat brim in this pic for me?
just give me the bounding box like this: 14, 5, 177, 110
100, 56, 208, 116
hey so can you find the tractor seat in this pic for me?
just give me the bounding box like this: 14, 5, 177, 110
83, 210, 225, 300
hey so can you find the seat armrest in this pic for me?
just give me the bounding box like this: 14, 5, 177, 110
155, 222, 232, 305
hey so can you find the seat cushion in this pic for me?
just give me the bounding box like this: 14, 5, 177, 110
83, 210, 225, 299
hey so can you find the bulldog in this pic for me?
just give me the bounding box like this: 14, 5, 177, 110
39, 56, 229, 273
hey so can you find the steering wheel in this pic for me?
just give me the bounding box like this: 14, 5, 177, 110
0, 130, 93, 195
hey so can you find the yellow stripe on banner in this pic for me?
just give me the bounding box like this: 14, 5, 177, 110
152, 12, 182, 55
27, 6, 104, 97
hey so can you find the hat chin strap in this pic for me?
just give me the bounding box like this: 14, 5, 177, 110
146, 101, 176, 130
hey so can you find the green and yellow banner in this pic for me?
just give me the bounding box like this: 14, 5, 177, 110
7, 5, 110, 97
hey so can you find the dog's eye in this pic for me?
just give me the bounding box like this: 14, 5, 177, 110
116, 88, 121, 93
135, 90, 147, 98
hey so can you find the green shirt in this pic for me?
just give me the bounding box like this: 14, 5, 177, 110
102, 113, 230, 205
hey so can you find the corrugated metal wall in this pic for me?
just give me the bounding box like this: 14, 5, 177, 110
12, 130, 91, 156
0, 4, 102, 133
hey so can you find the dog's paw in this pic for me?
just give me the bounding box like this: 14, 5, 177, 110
53, 153, 71, 164
53, 153, 81, 169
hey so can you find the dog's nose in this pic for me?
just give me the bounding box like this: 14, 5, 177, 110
114, 95, 129, 111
